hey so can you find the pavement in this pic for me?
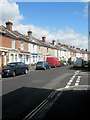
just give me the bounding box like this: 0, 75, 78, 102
29, 65, 36, 71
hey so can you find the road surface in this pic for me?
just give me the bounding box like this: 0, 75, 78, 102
1, 65, 89, 120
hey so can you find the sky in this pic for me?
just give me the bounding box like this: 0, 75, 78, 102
17, 2, 88, 34
0, 0, 89, 50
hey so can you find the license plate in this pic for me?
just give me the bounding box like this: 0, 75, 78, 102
37, 65, 41, 67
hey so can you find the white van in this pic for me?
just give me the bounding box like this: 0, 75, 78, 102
73, 58, 84, 68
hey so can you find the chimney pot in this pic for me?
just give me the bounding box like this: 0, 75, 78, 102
6, 20, 13, 31
52, 40, 55, 45
28, 30, 32, 38
58, 43, 61, 45
42, 36, 46, 42
76, 48, 80, 50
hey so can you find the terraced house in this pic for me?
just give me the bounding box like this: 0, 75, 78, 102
0, 20, 88, 67
0, 21, 30, 66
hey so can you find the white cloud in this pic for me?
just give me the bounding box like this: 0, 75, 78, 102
84, 3, 88, 17
0, 0, 88, 50
14, 24, 88, 49
73, 3, 88, 18
0, 0, 24, 25
56, 27, 88, 49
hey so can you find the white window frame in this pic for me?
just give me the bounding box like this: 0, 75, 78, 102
12, 39, 15, 49
21, 41, 24, 50
33, 44, 35, 53
11, 54, 14, 62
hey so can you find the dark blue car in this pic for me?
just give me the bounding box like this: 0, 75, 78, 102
2, 62, 29, 77
36, 61, 51, 70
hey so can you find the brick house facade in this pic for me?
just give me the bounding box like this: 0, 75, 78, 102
0, 21, 88, 67
0, 21, 31, 66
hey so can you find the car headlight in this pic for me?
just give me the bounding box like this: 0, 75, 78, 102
5, 70, 10, 72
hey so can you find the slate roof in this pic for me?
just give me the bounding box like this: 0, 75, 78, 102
0, 24, 88, 54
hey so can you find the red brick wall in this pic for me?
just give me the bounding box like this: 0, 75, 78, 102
15, 40, 28, 51
2, 36, 12, 48
24, 42, 28, 51
1, 35, 29, 51
15, 40, 21, 49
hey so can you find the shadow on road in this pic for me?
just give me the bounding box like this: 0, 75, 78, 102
42, 89, 89, 120
69, 66, 89, 72
2, 87, 54, 120
2, 73, 27, 78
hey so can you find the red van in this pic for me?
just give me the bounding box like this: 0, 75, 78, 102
46, 57, 60, 67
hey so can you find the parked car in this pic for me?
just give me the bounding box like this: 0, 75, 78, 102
73, 58, 84, 68
36, 61, 51, 70
84, 60, 88, 68
46, 57, 60, 67
2, 62, 29, 77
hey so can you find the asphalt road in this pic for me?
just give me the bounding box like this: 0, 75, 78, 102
1, 65, 89, 120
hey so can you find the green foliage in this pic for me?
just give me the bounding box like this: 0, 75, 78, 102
59, 59, 66, 63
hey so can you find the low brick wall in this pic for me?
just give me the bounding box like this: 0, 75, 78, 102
28, 64, 36, 71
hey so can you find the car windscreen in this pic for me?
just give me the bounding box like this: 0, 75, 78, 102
6, 63, 16, 67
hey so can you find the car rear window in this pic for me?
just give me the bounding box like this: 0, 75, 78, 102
37, 62, 43, 64
7, 63, 16, 67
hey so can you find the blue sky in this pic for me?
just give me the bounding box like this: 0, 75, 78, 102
0, 1, 88, 49
17, 2, 88, 35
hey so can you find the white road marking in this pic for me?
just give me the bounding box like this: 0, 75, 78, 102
75, 76, 81, 86
76, 76, 81, 81
65, 85, 70, 88
72, 75, 76, 78
75, 70, 79, 73
78, 76, 81, 78
76, 80, 80, 83
23, 91, 61, 120
79, 72, 89, 76
67, 82, 72, 85
76, 78, 80, 81
65, 70, 80, 88
75, 83, 79, 86
69, 79, 73, 82
57, 70, 80, 90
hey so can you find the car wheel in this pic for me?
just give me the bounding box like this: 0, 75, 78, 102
24, 69, 28, 74
12, 71, 16, 77
44, 67, 46, 70
48, 66, 51, 69
54, 65, 56, 68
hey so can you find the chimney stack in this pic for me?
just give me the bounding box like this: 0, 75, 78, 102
6, 20, 13, 31
76, 48, 80, 50
85, 49, 87, 52
73, 46, 75, 48
42, 36, 46, 42
52, 40, 55, 45
58, 43, 61, 45
66, 45, 68, 48
28, 30, 32, 38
